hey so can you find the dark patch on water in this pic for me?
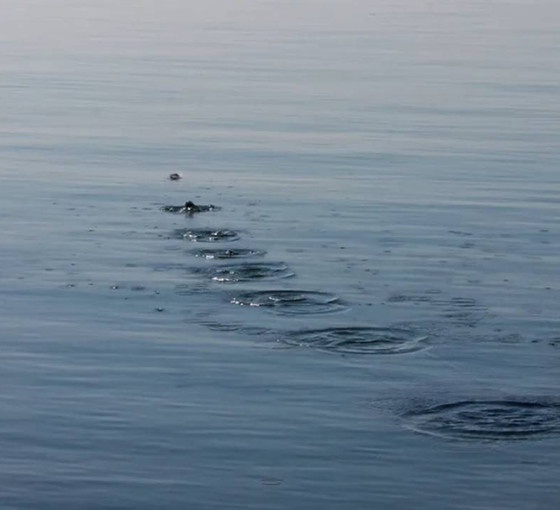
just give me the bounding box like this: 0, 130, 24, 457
230, 290, 346, 315
259, 476, 284, 486
153, 263, 189, 272
280, 327, 428, 355
448, 230, 473, 237
388, 294, 433, 304
130, 285, 147, 292
194, 262, 294, 283
387, 293, 488, 326
175, 283, 212, 295
446, 297, 478, 308
200, 321, 273, 337
161, 201, 220, 214
199, 322, 244, 333
403, 400, 560, 441
192, 248, 267, 260
172, 229, 240, 242
436, 297, 488, 327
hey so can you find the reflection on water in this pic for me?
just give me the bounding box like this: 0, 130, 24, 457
1, 0, 560, 508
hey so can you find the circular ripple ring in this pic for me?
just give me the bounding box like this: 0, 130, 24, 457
403, 400, 560, 441
282, 327, 427, 355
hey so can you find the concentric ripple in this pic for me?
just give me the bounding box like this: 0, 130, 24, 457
230, 290, 345, 315
192, 248, 266, 260
281, 327, 427, 354
172, 229, 240, 242
403, 400, 560, 441
195, 262, 294, 283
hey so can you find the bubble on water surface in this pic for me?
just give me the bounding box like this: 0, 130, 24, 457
403, 400, 560, 441
195, 262, 294, 283
230, 290, 345, 315
281, 327, 427, 355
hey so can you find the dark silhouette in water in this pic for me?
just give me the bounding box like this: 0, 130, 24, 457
169, 173, 182, 180
161, 201, 220, 214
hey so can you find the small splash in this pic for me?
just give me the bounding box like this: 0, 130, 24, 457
403, 400, 560, 441
281, 327, 427, 355
230, 290, 345, 315
172, 229, 240, 242
162, 201, 220, 214
192, 248, 266, 260
195, 262, 294, 283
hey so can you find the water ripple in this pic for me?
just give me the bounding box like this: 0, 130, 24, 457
195, 262, 294, 283
230, 290, 345, 315
403, 400, 560, 441
281, 327, 427, 355
192, 248, 266, 260
172, 229, 240, 242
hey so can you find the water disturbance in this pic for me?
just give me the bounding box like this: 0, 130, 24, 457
403, 401, 560, 441
192, 248, 267, 260
230, 290, 346, 315
194, 262, 294, 283
172, 229, 240, 242
280, 327, 428, 355
161, 202, 220, 214
3, 0, 560, 507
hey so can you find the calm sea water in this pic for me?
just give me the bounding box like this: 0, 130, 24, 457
1, 1, 560, 508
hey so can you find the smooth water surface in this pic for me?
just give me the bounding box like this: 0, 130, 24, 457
1, 1, 560, 508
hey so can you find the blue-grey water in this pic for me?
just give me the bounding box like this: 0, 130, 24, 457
1, 1, 560, 508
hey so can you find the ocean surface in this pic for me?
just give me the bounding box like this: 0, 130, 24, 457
1, 1, 560, 508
